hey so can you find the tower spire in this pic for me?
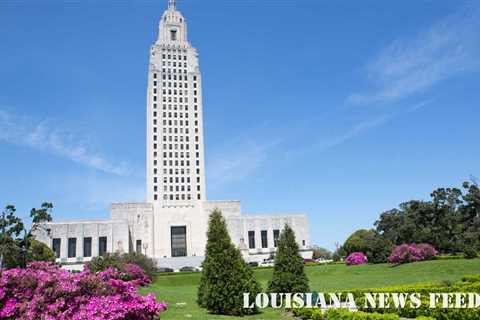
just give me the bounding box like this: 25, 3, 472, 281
168, 0, 176, 10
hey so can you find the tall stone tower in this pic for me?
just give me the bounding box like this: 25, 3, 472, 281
146, 0, 206, 204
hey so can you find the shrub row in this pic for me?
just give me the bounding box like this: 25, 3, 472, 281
352, 275, 480, 320
294, 275, 480, 320
293, 307, 433, 320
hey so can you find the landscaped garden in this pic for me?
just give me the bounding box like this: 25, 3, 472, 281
2, 180, 479, 319
142, 258, 480, 319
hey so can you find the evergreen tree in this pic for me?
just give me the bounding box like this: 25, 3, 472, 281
197, 209, 260, 316
268, 224, 309, 294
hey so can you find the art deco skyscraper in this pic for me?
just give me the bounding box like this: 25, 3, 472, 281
146, 0, 206, 204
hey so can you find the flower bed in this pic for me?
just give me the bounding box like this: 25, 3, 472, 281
0, 261, 166, 320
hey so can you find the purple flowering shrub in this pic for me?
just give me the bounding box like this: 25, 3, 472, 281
93, 263, 151, 287
388, 243, 437, 265
0, 261, 166, 320
345, 252, 368, 265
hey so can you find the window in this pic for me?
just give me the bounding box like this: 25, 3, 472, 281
52, 238, 61, 258
273, 229, 280, 247
248, 231, 255, 249
68, 238, 77, 258
302, 240, 306, 246
261, 230, 268, 248
170, 30, 177, 41
83, 237, 92, 257
136, 239, 142, 253
171, 226, 187, 257
99, 237, 107, 256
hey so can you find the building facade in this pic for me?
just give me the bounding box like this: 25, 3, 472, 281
34, 0, 312, 270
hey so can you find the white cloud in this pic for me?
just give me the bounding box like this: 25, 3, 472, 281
0, 109, 130, 176
316, 115, 391, 151
347, 5, 480, 105
207, 138, 281, 189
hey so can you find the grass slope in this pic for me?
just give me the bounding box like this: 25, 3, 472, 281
142, 259, 480, 320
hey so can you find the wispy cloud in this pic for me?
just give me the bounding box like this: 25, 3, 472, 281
316, 115, 391, 151
207, 138, 281, 189
347, 5, 480, 106
0, 109, 130, 176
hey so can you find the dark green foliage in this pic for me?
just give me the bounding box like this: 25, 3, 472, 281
341, 229, 392, 263
374, 182, 480, 255
27, 239, 56, 263
30, 202, 53, 235
293, 308, 401, 320
0, 205, 25, 268
86, 252, 157, 279
351, 275, 480, 320
197, 209, 261, 316
463, 247, 478, 259
267, 224, 309, 294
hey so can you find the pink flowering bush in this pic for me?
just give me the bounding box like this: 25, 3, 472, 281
92, 263, 151, 287
388, 243, 437, 265
345, 252, 368, 265
0, 261, 166, 320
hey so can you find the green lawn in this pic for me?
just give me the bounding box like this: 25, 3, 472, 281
141, 259, 480, 320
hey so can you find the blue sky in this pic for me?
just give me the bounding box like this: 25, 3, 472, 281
1, 0, 479, 250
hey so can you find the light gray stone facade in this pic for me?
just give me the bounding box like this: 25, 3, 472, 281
33, 0, 312, 270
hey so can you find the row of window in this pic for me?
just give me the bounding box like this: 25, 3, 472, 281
159, 81, 198, 89
161, 61, 187, 68
156, 194, 199, 201
157, 185, 192, 192
158, 135, 192, 142
155, 120, 199, 127
248, 230, 280, 249
162, 54, 187, 61
154, 104, 198, 112
52, 237, 108, 259
155, 73, 193, 81
155, 127, 196, 135
158, 112, 199, 119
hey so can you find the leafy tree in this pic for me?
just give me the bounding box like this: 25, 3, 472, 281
460, 181, 480, 250
1, 203, 56, 269
341, 229, 392, 263
197, 209, 260, 316
267, 224, 309, 294
27, 239, 56, 263
30, 202, 53, 233
0, 205, 25, 269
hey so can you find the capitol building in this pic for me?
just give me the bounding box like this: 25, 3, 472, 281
34, 0, 312, 270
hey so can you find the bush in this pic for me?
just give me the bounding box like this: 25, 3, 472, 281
345, 252, 368, 265
417, 244, 437, 260
293, 308, 400, 320
342, 229, 393, 264
326, 308, 399, 320
0, 261, 166, 319
463, 247, 478, 259
461, 274, 480, 283
351, 275, 480, 319
86, 252, 157, 281
197, 209, 261, 316
388, 243, 437, 265
267, 224, 310, 294
26, 239, 56, 263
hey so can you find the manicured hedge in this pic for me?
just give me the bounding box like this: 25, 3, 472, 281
352, 274, 480, 320
293, 308, 433, 319
294, 274, 480, 320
